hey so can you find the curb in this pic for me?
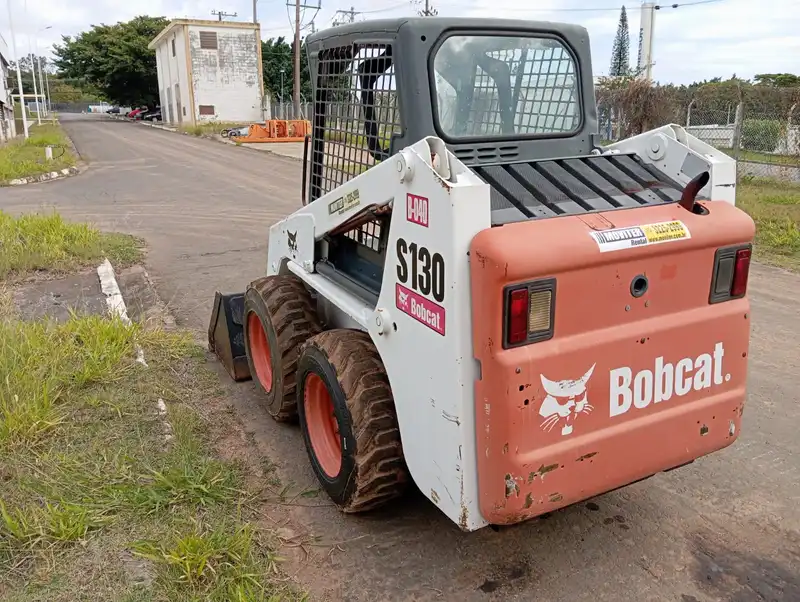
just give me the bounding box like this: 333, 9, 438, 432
97, 257, 174, 443
97, 258, 147, 367
116, 114, 304, 162
5, 165, 84, 187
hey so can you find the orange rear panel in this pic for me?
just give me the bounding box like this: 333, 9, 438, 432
469, 200, 755, 525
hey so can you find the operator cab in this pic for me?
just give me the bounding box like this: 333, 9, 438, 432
302, 18, 690, 303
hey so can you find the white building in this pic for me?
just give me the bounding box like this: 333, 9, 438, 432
148, 19, 265, 126
0, 32, 17, 142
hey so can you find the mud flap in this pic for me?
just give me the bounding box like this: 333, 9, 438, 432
208, 291, 251, 382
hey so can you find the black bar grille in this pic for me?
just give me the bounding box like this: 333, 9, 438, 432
474, 152, 689, 225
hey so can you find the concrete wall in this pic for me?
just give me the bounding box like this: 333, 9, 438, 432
0, 34, 16, 141
686, 124, 736, 148
154, 26, 192, 126
187, 25, 262, 123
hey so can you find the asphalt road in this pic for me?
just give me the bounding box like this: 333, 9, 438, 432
2, 114, 799, 602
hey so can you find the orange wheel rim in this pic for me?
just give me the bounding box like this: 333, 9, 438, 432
304, 373, 341, 478
247, 312, 273, 392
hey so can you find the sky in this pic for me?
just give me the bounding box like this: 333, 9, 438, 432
1, 0, 799, 85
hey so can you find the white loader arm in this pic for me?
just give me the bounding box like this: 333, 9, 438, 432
604, 124, 738, 206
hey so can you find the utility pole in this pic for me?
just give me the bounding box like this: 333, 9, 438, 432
332, 6, 357, 25
636, 2, 656, 80
285, 0, 320, 118
211, 9, 238, 21
418, 0, 437, 16
253, 0, 258, 23
294, 0, 301, 118
7, 0, 29, 138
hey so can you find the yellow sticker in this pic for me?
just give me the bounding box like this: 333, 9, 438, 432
641, 220, 691, 244
328, 188, 361, 216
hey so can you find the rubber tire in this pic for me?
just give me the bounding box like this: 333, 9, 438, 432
243, 275, 321, 422
297, 329, 409, 513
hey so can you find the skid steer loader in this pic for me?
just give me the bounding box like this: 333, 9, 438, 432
208, 17, 755, 531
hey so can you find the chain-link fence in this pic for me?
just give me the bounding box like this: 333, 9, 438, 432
269, 101, 312, 121
687, 103, 800, 183
598, 87, 800, 184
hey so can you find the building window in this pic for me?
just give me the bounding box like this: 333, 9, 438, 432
171, 38, 176, 56
199, 105, 215, 116
199, 31, 218, 50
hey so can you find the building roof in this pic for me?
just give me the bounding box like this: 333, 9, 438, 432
148, 19, 260, 50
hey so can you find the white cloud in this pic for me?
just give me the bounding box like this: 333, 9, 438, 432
1, 0, 797, 84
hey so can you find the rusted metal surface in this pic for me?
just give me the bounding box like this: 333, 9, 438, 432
470, 200, 755, 525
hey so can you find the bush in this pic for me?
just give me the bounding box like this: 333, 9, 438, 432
741, 118, 785, 153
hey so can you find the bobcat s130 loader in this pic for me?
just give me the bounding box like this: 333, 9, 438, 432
208, 17, 755, 531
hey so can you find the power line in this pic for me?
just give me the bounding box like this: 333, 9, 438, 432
435, 0, 725, 12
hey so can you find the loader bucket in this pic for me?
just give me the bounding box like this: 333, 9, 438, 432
208, 291, 251, 382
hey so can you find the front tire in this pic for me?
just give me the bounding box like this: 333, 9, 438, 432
297, 329, 408, 513
243, 275, 321, 421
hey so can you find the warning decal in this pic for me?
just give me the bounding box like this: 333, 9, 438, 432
590, 220, 691, 253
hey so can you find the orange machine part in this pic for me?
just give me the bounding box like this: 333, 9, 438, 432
469, 200, 755, 525
232, 120, 311, 143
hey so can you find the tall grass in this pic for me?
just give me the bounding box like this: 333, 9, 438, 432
737, 176, 800, 268
0, 308, 300, 600
0, 123, 77, 183
0, 210, 142, 279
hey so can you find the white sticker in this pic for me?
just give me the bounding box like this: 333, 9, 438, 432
590, 220, 691, 253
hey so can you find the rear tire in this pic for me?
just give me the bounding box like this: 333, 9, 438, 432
243, 275, 321, 421
297, 329, 408, 513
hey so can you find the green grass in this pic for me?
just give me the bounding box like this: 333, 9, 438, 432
180, 121, 249, 137
0, 123, 78, 183
737, 176, 800, 269
718, 148, 800, 167
0, 308, 303, 601
0, 211, 143, 280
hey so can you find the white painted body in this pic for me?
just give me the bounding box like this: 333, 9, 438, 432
605, 124, 738, 206
266, 127, 736, 531
149, 20, 264, 127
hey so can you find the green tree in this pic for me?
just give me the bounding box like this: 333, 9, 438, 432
52, 15, 169, 107
609, 6, 630, 77
261, 37, 312, 101
754, 73, 800, 88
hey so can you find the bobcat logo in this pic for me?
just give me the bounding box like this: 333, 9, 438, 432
287, 230, 297, 253
398, 290, 409, 309
539, 364, 596, 436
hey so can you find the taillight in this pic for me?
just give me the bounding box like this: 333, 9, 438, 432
731, 247, 751, 297
709, 243, 752, 304
507, 289, 529, 345
503, 278, 556, 349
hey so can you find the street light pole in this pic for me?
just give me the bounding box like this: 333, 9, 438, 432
6, 0, 29, 138
35, 26, 52, 118
24, 1, 41, 125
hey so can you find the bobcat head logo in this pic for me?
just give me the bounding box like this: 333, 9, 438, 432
287, 230, 297, 253
539, 364, 596, 436
398, 290, 409, 309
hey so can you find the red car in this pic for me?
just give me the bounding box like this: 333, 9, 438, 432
127, 108, 145, 119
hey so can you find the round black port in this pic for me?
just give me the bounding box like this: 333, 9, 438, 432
421, 35, 427, 41
630, 274, 649, 298
692, 202, 709, 215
